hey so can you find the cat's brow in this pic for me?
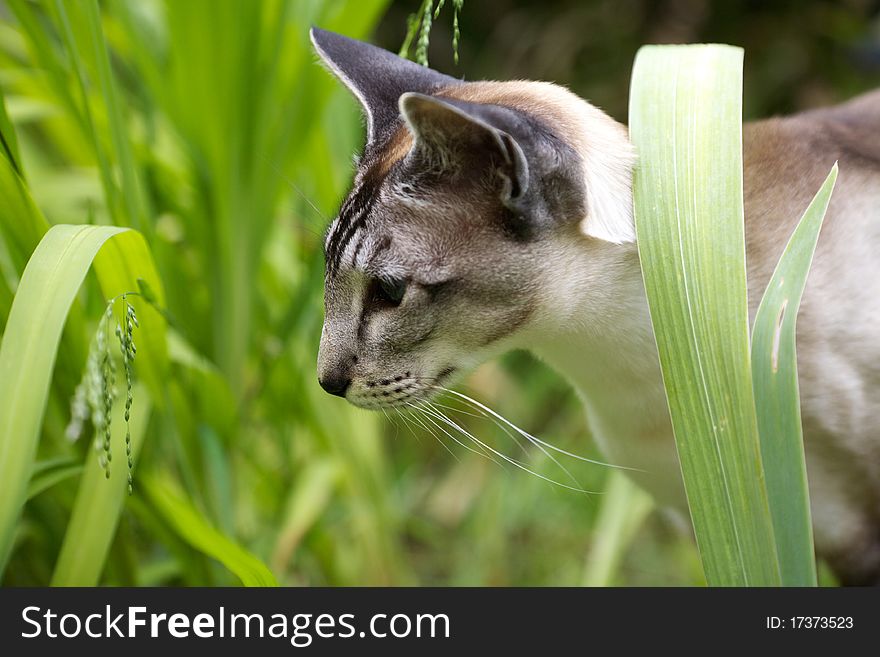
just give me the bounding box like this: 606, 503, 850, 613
325, 181, 375, 276
325, 159, 393, 277
363, 235, 391, 270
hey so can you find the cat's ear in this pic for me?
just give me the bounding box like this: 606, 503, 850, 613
310, 28, 461, 143
400, 92, 531, 211
402, 91, 636, 244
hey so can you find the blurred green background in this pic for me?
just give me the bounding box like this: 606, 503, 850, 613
0, 0, 877, 587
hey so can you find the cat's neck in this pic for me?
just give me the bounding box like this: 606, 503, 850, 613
515, 238, 684, 503
524, 238, 657, 386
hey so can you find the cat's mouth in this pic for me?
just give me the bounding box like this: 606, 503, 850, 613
346, 367, 456, 410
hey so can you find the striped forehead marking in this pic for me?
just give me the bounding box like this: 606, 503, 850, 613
325, 179, 379, 277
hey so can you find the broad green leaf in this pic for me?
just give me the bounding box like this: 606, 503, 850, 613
51, 387, 151, 586
141, 472, 278, 587
751, 164, 837, 586
0, 224, 167, 573
630, 45, 780, 586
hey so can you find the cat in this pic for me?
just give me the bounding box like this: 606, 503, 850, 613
310, 28, 880, 585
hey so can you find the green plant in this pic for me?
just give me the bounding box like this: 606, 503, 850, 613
0, 0, 410, 587
751, 166, 836, 586
400, 0, 465, 65
630, 45, 836, 586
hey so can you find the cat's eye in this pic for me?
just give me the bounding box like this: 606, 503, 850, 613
375, 277, 407, 306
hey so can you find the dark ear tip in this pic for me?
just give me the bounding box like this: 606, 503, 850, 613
310, 26, 349, 53
309, 26, 328, 49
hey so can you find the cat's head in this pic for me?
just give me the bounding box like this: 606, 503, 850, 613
311, 28, 636, 408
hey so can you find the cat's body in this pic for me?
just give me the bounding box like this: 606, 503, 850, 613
311, 29, 880, 585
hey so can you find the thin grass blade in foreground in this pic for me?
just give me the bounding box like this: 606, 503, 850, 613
751, 164, 837, 586
630, 45, 780, 586
0, 224, 166, 574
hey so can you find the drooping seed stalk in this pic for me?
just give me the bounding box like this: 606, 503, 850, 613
120, 295, 138, 495
67, 293, 140, 492
99, 301, 114, 479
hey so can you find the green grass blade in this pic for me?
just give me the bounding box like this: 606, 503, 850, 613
49, 0, 126, 231
141, 472, 278, 587
0, 87, 23, 179
751, 164, 837, 586
51, 387, 151, 586
0, 132, 50, 276
630, 45, 780, 586
0, 224, 122, 571
272, 459, 341, 575
57, 0, 150, 234
582, 472, 653, 587
0, 224, 166, 574
27, 458, 83, 500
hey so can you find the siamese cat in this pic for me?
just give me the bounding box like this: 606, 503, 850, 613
311, 28, 880, 585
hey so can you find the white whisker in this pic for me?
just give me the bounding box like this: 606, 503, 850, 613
437, 387, 642, 472
403, 404, 460, 461
429, 398, 531, 454
426, 400, 484, 420
396, 408, 424, 443
417, 401, 595, 494
406, 402, 491, 463
428, 397, 582, 490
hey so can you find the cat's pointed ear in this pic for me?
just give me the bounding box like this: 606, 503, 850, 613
310, 28, 462, 143
400, 92, 530, 209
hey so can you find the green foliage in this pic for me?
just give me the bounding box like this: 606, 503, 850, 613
631, 45, 780, 586
631, 45, 835, 586
400, 0, 464, 65
582, 472, 653, 587
140, 472, 278, 587
0, 224, 166, 573
0, 0, 413, 587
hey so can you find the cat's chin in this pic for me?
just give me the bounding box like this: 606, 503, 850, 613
344, 366, 457, 411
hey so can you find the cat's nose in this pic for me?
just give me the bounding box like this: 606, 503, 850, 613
319, 372, 351, 397
317, 350, 356, 398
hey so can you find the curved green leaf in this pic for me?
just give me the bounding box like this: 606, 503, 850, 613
141, 472, 278, 587
751, 164, 837, 586
0, 224, 167, 573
